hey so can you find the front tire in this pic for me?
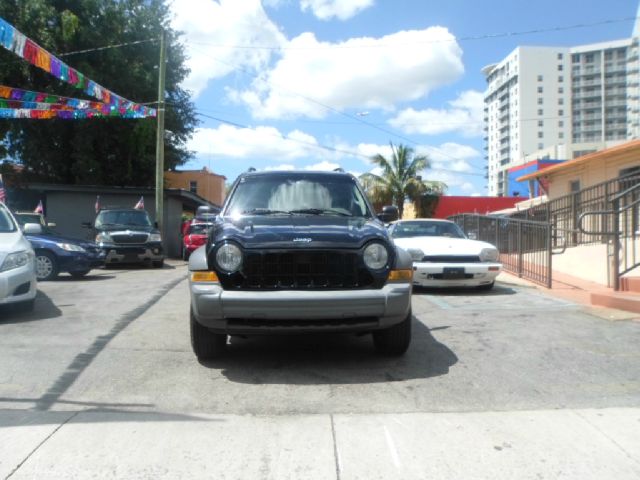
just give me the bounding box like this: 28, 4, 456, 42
373, 310, 412, 356
190, 308, 227, 359
35, 251, 59, 281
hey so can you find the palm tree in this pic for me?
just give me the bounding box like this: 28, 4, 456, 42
360, 143, 446, 219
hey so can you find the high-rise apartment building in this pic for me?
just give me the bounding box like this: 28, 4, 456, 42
483, 19, 639, 196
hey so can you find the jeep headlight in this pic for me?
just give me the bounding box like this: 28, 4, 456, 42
96, 232, 112, 243
480, 247, 499, 262
363, 242, 389, 270
57, 243, 86, 253
215, 243, 242, 273
1, 250, 33, 272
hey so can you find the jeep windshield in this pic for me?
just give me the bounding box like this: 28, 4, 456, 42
225, 173, 372, 218
95, 210, 152, 228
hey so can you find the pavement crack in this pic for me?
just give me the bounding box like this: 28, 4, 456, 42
330, 414, 342, 480
34, 275, 187, 411
4, 411, 80, 480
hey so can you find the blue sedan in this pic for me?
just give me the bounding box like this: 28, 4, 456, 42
25, 231, 106, 281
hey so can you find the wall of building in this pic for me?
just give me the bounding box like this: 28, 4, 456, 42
165, 168, 226, 206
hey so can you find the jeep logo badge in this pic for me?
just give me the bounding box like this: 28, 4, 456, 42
293, 237, 312, 243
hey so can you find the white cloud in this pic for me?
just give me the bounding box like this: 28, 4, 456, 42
304, 161, 341, 171
170, 0, 286, 96
388, 90, 484, 137
264, 164, 296, 171
300, 0, 374, 20
230, 27, 463, 119
188, 124, 319, 161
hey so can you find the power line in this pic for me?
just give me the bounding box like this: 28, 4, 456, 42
187, 16, 639, 50
58, 39, 157, 57
193, 110, 485, 177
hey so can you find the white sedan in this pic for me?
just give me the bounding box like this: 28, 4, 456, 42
389, 219, 502, 290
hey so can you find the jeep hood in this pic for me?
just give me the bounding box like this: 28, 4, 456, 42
212, 216, 389, 249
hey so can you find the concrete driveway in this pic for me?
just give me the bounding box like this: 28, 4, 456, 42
0, 262, 639, 479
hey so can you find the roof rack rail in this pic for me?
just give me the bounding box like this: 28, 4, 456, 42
247, 167, 256, 172
333, 167, 345, 172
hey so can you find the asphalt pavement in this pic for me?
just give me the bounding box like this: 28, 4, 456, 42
1, 261, 639, 479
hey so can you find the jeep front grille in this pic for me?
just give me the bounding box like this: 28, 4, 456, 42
220, 250, 378, 290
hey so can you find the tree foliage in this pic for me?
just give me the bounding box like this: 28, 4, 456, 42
360, 143, 446, 219
0, 0, 198, 186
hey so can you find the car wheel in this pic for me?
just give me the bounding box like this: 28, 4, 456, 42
35, 251, 59, 281
190, 307, 227, 360
373, 310, 412, 356
70, 270, 90, 279
477, 281, 495, 291
152, 259, 164, 268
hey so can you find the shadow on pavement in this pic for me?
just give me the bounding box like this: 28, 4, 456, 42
0, 291, 62, 324
413, 283, 517, 296
52, 273, 115, 282
200, 317, 458, 385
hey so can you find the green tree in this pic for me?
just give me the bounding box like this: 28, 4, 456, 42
360, 143, 446, 219
0, 0, 197, 186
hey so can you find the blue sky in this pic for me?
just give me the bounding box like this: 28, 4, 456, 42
171, 0, 638, 196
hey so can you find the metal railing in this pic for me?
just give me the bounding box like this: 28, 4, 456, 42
449, 214, 552, 288
578, 181, 640, 290
510, 171, 640, 249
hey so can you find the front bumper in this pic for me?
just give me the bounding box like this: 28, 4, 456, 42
0, 262, 37, 305
190, 282, 412, 334
412, 262, 502, 287
99, 242, 164, 264
57, 251, 106, 273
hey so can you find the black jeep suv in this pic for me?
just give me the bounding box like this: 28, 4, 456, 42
188, 170, 413, 358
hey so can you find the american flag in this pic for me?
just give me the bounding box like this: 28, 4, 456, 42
0, 174, 6, 204
134, 196, 144, 210
34, 200, 44, 214
95, 195, 100, 213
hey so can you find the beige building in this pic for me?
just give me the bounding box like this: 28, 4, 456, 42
517, 139, 640, 199
165, 167, 226, 207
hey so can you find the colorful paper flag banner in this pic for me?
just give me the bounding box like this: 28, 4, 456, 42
0, 107, 150, 119
0, 16, 156, 118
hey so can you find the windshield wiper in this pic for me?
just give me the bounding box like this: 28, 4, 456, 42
242, 208, 292, 216
288, 208, 353, 217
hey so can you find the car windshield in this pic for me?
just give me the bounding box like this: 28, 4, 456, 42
391, 221, 466, 239
95, 210, 152, 228
0, 205, 17, 233
225, 174, 371, 218
14, 213, 43, 226
188, 223, 212, 235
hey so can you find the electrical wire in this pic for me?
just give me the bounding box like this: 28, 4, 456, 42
58, 38, 157, 57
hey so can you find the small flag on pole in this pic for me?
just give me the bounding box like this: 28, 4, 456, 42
0, 174, 5, 204
34, 200, 44, 214
134, 196, 144, 210
95, 195, 101, 213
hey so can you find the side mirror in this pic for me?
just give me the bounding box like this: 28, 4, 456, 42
23, 223, 42, 235
81, 222, 92, 228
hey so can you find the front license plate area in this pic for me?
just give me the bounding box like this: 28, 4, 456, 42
442, 267, 465, 279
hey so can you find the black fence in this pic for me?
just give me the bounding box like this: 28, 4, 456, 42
450, 214, 552, 288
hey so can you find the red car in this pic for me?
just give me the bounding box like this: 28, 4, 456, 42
182, 222, 212, 260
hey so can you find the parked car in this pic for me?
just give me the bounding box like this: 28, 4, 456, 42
84, 207, 164, 267
13, 212, 56, 230
188, 170, 414, 359
389, 219, 502, 290
182, 221, 212, 260
0, 204, 37, 311
24, 229, 105, 281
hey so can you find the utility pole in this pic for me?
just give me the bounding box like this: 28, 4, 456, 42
155, 30, 167, 237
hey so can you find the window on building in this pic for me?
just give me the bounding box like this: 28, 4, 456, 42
538, 120, 544, 127
538, 109, 544, 115
570, 180, 581, 193
189, 181, 197, 193
537, 97, 543, 104
537, 75, 543, 81
557, 64, 563, 71
558, 76, 564, 82
537, 86, 543, 93
605, 50, 613, 61
558, 109, 564, 116
558, 87, 564, 94
559, 120, 564, 127
572, 54, 580, 63
557, 53, 563, 60
538, 131, 544, 138
538, 143, 544, 149
559, 132, 564, 139
585, 53, 594, 63
558, 98, 564, 105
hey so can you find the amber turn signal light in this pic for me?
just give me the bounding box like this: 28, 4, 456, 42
191, 271, 219, 283
387, 269, 413, 282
